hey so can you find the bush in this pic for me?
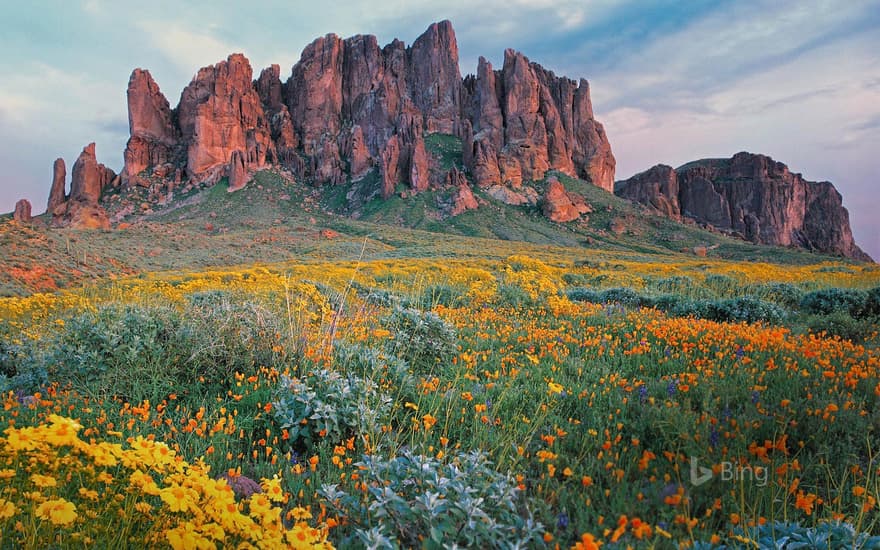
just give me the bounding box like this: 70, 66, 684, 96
669, 297, 785, 324
751, 282, 805, 309
643, 293, 682, 312
806, 311, 876, 342
44, 304, 185, 402
384, 307, 458, 373
800, 288, 867, 316
271, 367, 392, 447
566, 287, 602, 303
35, 297, 287, 403
320, 450, 543, 548
710, 296, 786, 324
599, 287, 644, 307
699, 520, 880, 549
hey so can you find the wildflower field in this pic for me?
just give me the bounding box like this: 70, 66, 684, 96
1, 249, 880, 548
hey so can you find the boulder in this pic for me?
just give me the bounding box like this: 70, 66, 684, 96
541, 177, 591, 223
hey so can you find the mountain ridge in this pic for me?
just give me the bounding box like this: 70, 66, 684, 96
6, 20, 871, 263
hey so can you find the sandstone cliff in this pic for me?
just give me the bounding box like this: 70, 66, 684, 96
616, 152, 870, 260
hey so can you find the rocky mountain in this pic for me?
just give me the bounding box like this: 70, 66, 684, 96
20, 20, 868, 262
86, 21, 610, 213
615, 152, 870, 261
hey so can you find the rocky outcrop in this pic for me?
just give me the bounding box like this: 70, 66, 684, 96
541, 177, 591, 223
13, 200, 32, 223
45, 144, 114, 229
615, 164, 679, 220
227, 150, 248, 192
408, 20, 462, 134
445, 168, 479, 216
70, 143, 115, 204
463, 49, 615, 191
47, 158, 66, 214
179, 54, 272, 179
616, 152, 870, 260
123, 69, 179, 186
45, 20, 620, 228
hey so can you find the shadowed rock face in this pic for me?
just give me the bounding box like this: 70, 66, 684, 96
616, 152, 871, 261
108, 19, 613, 197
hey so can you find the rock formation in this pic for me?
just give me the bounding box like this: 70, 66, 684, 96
227, 150, 248, 192
541, 177, 591, 223
446, 167, 479, 215
47, 143, 114, 229
47, 158, 67, 214
123, 69, 179, 186
462, 50, 615, 191
616, 152, 870, 260
109, 20, 612, 201
13, 200, 32, 223
179, 54, 272, 179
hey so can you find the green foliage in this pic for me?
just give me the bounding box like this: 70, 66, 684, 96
271, 367, 392, 448
320, 450, 543, 549
806, 311, 877, 342
383, 306, 458, 373
700, 521, 880, 549
750, 282, 805, 308
496, 284, 536, 308
671, 297, 785, 324
800, 288, 868, 316
566, 287, 602, 303
9, 295, 287, 402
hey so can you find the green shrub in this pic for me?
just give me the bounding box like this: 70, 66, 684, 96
495, 284, 534, 308
35, 297, 286, 403
320, 450, 543, 548
698, 520, 880, 549
45, 304, 185, 402
599, 287, 644, 307
711, 296, 786, 324
566, 287, 602, 303
383, 307, 458, 373
652, 275, 694, 295
800, 288, 867, 316
271, 367, 392, 447
669, 297, 784, 324
645, 294, 682, 312
751, 282, 805, 309
562, 272, 591, 286
806, 311, 876, 342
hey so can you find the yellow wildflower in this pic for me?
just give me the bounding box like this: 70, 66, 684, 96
35, 498, 77, 526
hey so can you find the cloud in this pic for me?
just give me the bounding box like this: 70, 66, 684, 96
135, 20, 240, 77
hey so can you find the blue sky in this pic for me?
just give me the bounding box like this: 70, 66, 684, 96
2, 0, 878, 258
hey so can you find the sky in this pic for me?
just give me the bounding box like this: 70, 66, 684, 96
2, 0, 878, 259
